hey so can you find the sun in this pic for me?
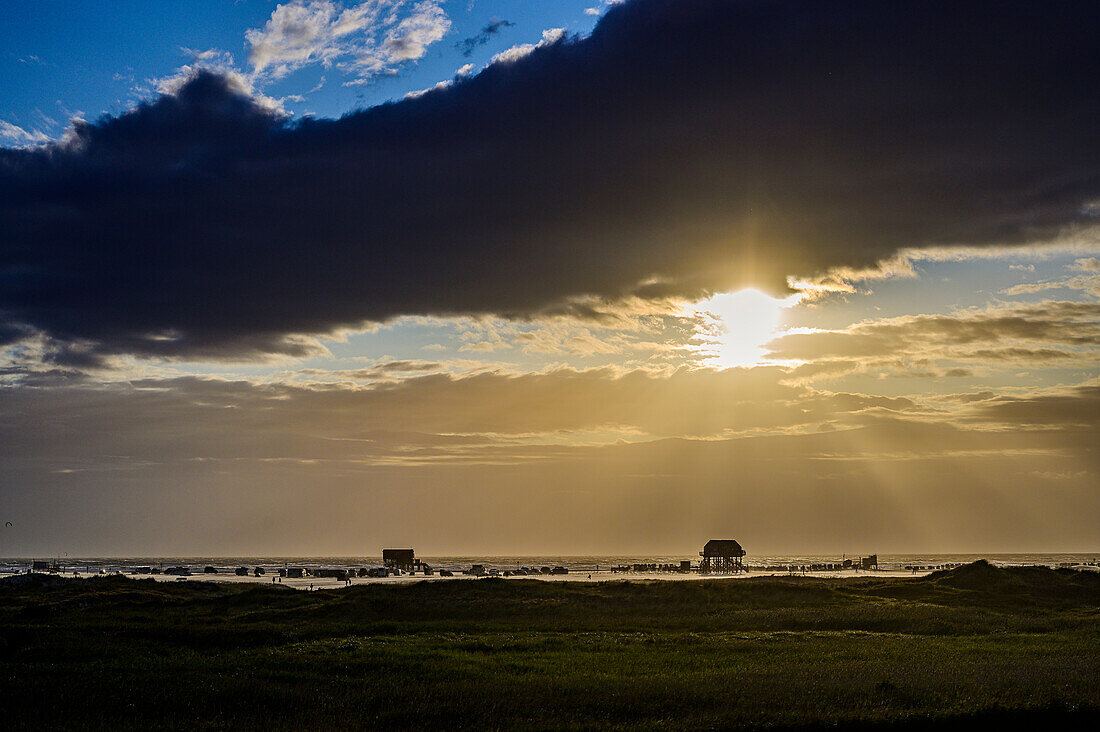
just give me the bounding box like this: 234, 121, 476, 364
695, 289, 797, 368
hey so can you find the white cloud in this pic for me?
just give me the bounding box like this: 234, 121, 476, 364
491, 27, 565, 65
791, 235, 1100, 299
246, 0, 450, 84
405, 79, 452, 99
1001, 273, 1100, 297
181, 47, 231, 63
459, 340, 512, 353
383, 1, 449, 61
142, 45, 313, 114
0, 120, 50, 147
406, 59, 480, 99
585, 1, 624, 17
154, 64, 286, 114
247, 0, 381, 78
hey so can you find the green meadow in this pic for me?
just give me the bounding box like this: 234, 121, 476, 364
1, 561, 1097, 730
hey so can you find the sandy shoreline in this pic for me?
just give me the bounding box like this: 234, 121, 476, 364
5, 558, 1095, 591
1, 567, 937, 590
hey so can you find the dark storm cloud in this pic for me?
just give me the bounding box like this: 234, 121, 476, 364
456, 18, 514, 56
2, 0, 1099, 360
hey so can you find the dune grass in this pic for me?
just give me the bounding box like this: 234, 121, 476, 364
1, 561, 1098, 730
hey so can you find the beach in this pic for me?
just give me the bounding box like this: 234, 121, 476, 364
1, 565, 945, 590
3, 553, 1096, 590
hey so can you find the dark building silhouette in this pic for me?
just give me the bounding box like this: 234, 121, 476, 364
313, 568, 349, 580
382, 548, 416, 572
700, 539, 746, 574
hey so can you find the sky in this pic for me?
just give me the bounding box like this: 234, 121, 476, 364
1, 0, 1098, 557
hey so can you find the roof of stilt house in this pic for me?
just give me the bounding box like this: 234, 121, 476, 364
702, 539, 745, 557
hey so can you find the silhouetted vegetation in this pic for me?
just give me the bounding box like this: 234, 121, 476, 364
1, 561, 1097, 730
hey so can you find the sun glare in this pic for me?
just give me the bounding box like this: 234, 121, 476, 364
696, 289, 797, 368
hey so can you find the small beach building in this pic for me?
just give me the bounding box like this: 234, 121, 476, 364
313, 568, 349, 580
383, 548, 417, 572
700, 539, 746, 573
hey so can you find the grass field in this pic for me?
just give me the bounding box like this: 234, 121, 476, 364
1, 561, 1098, 730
